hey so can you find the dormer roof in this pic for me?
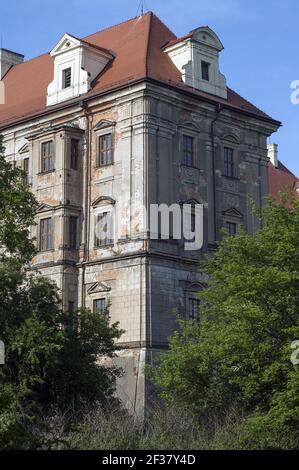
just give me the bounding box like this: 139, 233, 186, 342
0, 12, 280, 129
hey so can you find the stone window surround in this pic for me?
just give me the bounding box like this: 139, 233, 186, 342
38, 214, 54, 253
179, 123, 200, 169
220, 134, 240, 180
183, 281, 204, 321
95, 123, 116, 168
222, 208, 243, 235
38, 136, 56, 175
92, 198, 116, 249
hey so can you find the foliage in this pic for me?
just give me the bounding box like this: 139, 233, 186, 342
152, 193, 299, 449
0, 136, 123, 449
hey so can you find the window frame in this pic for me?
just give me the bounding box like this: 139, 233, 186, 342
70, 138, 80, 170
40, 217, 53, 252
188, 297, 201, 321
69, 215, 79, 250
201, 61, 210, 81
23, 157, 29, 185
41, 140, 55, 173
97, 133, 114, 167
226, 221, 237, 237
93, 298, 107, 314
223, 146, 235, 178
182, 134, 195, 167
94, 208, 114, 248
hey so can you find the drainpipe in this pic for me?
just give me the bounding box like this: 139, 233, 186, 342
211, 104, 223, 243
258, 156, 263, 229
80, 100, 90, 308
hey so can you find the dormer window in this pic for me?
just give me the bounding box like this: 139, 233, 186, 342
201, 61, 210, 81
62, 67, 72, 89
164, 26, 227, 99
47, 33, 114, 106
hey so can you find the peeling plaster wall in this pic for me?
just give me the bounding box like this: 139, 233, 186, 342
1, 81, 278, 416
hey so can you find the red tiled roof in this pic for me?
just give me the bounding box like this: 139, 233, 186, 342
0, 12, 281, 128
268, 160, 299, 201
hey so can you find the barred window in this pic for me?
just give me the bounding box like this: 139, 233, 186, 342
40, 218, 53, 251
41, 141, 54, 173
98, 133, 113, 167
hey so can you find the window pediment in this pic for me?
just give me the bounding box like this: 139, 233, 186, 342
94, 119, 116, 131
88, 281, 111, 294
37, 203, 55, 213
92, 196, 115, 207
222, 208, 243, 219
18, 143, 29, 154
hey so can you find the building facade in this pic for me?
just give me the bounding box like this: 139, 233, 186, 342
0, 12, 282, 416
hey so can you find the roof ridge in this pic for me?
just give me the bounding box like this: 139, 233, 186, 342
84, 12, 151, 41
7, 51, 50, 68
6, 14, 150, 68
145, 12, 153, 77
150, 12, 177, 40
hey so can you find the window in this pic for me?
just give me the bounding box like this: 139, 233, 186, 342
226, 222, 237, 237
40, 218, 53, 251
224, 147, 234, 177
41, 141, 54, 173
188, 298, 200, 321
95, 211, 114, 247
70, 139, 79, 170
62, 67, 72, 89
93, 298, 106, 314
201, 61, 210, 81
69, 216, 78, 250
98, 134, 113, 167
23, 158, 29, 185
183, 135, 194, 167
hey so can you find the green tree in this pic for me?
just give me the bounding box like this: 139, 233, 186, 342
152, 194, 299, 449
0, 136, 123, 449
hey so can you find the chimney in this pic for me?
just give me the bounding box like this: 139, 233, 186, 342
0, 48, 24, 80
267, 143, 278, 168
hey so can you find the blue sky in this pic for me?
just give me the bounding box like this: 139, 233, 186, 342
1, 0, 298, 175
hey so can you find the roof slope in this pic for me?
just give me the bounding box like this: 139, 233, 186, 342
269, 160, 299, 201
0, 12, 280, 128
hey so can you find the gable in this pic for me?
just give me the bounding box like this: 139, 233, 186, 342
222, 208, 244, 219
88, 281, 112, 294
